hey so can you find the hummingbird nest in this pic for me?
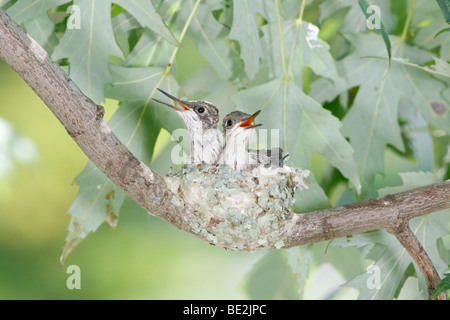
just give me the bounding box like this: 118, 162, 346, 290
163, 164, 310, 251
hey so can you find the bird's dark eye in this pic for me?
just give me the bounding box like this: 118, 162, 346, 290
197, 107, 205, 114
226, 119, 233, 127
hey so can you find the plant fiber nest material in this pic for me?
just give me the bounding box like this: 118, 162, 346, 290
164, 164, 310, 251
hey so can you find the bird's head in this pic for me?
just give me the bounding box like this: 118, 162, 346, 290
222, 110, 262, 138
152, 88, 219, 131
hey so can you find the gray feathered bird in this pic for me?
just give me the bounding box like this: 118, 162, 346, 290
153, 89, 221, 165
220, 110, 289, 171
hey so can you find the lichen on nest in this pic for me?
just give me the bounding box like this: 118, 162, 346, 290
163, 164, 310, 251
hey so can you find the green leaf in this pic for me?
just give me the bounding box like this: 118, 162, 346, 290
181, 0, 239, 80
60, 162, 125, 267
62, 65, 181, 263
113, 0, 179, 46
378, 171, 440, 196
6, 0, 70, 24
105, 65, 182, 142
335, 212, 449, 300
232, 79, 361, 194
411, 0, 450, 61
432, 273, 450, 300
52, 0, 124, 104
434, 27, 450, 38
397, 63, 450, 137
319, 0, 368, 34
229, 0, 265, 81
435, 0, 450, 24
260, 19, 339, 83
293, 175, 330, 213
112, 1, 181, 68
285, 246, 312, 299
333, 172, 449, 299
23, 12, 59, 54
358, 0, 391, 65
311, 33, 450, 194
120, 27, 174, 68
112, 10, 141, 35
338, 231, 414, 299
388, 56, 450, 79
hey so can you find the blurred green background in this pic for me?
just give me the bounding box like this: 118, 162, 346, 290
0, 59, 270, 299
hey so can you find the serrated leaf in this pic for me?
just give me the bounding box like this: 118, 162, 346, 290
23, 12, 59, 54
398, 63, 450, 136
311, 33, 450, 194
229, 0, 265, 81
105, 65, 182, 144
334, 213, 449, 300
232, 79, 361, 194
113, 0, 178, 46
435, 0, 450, 24
121, 28, 173, 68
432, 273, 450, 300
111, 1, 179, 67
319, 0, 368, 33
358, 0, 391, 65
180, 0, 238, 79
60, 162, 125, 267
377, 171, 440, 196
389, 56, 450, 79
62, 65, 181, 263
261, 19, 339, 83
112, 10, 141, 35
411, 0, 450, 61
52, 0, 123, 104
6, 0, 70, 24
339, 231, 414, 299
332, 172, 449, 299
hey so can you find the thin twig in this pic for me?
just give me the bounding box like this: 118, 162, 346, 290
387, 223, 446, 300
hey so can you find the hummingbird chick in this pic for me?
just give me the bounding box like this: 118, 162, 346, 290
249, 147, 290, 169
220, 110, 290, 171
219, 110, 262, 171
153, 89, 221, 166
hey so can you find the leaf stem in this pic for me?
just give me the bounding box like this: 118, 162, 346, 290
163, 0, 201, 76
399, 0, 415, 44
296, 0, 306, 24
274, 0, 288, 82
130, 0, 200, 145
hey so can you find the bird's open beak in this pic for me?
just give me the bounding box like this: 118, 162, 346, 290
239, 110, 262, 129
152, 88, 190, 112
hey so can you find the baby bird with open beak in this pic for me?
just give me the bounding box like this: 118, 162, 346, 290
152, 89, 221, 165
219, 110, 262, 171
220, 110, 290, 171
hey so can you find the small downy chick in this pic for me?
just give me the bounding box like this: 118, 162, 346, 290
249, 147, 290, 169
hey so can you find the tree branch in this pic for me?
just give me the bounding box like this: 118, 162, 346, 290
388, 223, 446, 300
0, 9, 448, 299
281, 182, 450, 247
